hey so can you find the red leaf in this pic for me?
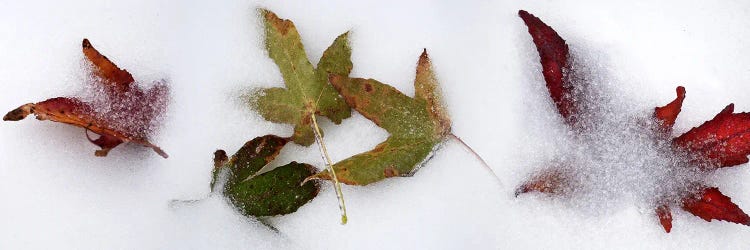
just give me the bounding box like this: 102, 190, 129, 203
682, 187, 750, 226
653, 86, 686, 134
515, 168, 569, 196
4, 39, 168, 158
519, 10, 576, 126
656, 205, 673, 233
517, 10, 750, 233
673, 104, 750, 169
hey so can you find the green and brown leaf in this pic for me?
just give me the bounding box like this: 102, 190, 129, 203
310, 50, 451, 185
251, 9, 352, 146
212, 135, 319, 217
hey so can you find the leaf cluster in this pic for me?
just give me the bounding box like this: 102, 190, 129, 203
213, 9, 452, 220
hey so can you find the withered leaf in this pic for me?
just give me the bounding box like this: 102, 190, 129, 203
251, 9, 352, 146
4, 39, 168, 158
212, 135, 320, 217
309, 50, 451, 185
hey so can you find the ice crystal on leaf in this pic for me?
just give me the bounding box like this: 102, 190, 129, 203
517, 10, 750, 233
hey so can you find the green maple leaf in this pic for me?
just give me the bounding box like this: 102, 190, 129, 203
310, 50, 452, 185
252, 9, 352, 146
212, 135, 319, 217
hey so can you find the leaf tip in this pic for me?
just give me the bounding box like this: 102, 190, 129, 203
3, 104, 34, 121
682, 187, 750, 226
153, 146, 169, 159
257, 8, 270, 16
654, 86, 687, 132
722, 103, 735, 114
339, 30, 351, 39
260, 8, 293, 35
418, 48, 430, 66
676, 86, 686, 97
656, 205, 673, 233
518, 10, 534, 21
82, 38, 92, 48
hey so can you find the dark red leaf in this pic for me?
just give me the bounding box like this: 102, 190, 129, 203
515, 168, 569, 196
517, 10, 750, 233
673, 104, 750, 169
656, 205, 673, 233
653, 86, 685, 134
682, 187, 750, 226
519, 10, 576, 126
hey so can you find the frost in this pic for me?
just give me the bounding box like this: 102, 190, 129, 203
80, 75, 170, 139
520, 45, 709, 215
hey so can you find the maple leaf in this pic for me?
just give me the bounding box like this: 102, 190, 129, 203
4, 39, 168, 158
308, 50, 452, 185
211, 135, 320, 217
516, 10, 750, 233
249, 8, 353, 223
251, 9, 352, 146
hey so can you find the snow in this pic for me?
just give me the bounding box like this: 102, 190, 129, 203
1, 0, 749, 249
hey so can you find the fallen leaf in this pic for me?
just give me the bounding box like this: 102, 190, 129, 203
654, 86, 686, 135
4, 39, 168, 158
656, 205, 673, 233
673, 104, 750, 169
514, 167, 571, 196
212, 134, 320, 217
681, 187, 750, 226
516, 10, 750, 233
310, 49, 451, 185
519, 10, 576, 127
251, 9, 352, 146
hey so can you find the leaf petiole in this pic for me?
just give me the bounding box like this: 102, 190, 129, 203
448, 133, 503, 187
310, 114, 348, 224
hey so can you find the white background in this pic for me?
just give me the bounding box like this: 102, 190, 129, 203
1, 0, 749, 249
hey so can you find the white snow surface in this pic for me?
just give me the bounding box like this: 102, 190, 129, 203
1, 0, 750, 249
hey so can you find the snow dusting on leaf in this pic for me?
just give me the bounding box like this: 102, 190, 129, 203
516, 10, 750, 233
4, 39, 169, 158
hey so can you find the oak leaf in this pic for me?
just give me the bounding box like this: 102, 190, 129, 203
4, 39, 168, 158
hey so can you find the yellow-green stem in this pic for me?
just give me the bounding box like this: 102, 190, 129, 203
310, 114, 348, 224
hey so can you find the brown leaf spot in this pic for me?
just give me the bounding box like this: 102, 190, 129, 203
384, 166, 399, 177
371, 143, 386, 153
264, 10, 293, 35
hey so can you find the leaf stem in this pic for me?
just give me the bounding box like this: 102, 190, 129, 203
310, 114, 348, 224
448, 133, 503, 187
